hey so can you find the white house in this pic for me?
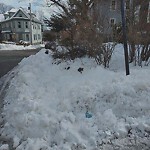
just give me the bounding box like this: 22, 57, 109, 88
0, 8, 42, 44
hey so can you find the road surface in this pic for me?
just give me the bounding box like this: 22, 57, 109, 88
0, 49, 40, 78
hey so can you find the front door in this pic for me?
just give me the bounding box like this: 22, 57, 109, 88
18, 34, 23, 41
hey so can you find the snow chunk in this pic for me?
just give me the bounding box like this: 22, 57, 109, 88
0, 144, 9, 150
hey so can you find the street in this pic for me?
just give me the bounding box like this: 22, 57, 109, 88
0, 49, 40, 78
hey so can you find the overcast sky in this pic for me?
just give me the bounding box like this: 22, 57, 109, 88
0, 0, 61, 17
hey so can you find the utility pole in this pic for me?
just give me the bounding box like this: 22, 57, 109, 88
29, 3, 32, 45
121, 0, 130, 75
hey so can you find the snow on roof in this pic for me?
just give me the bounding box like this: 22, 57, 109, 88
1, 7, 42, 24
1, 30, 11, 33
9, 8, 18, 13
4, 11, 9, 15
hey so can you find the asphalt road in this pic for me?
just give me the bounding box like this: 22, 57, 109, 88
0, 49, 40, 78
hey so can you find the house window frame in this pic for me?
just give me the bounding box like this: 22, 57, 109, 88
26, 34, 29, 41
147, 2, 150, 23
110, 18, 116, 27
13, 22, 15, 28
38, 25, 40, 29
125, 0, 130, 10
38, 34, 41, 40
34, 34, 37, 40
111, 0, 117, 11
18, 21, 21, 28
25, 22, 28, 28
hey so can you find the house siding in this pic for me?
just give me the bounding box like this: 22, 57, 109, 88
94, 0, 121, 35
0, 8, 42, 44
32, 22, 42, 44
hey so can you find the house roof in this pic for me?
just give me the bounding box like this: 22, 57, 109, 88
1, 8, 42, 24
4, 11, 9, 15
9, 8, 18, 13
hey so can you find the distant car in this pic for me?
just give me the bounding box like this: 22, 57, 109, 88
45, 41, 56, 51
18, 40, 30, 46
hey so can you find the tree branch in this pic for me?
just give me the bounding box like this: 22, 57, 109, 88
49, 0, 69, 15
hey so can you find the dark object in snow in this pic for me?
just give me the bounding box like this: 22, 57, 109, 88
65, 67, 70, 70
45, 41, 56, 51
78, 67, 84, 73
127, 128, 132, 137
45, 50, 49, 54
85, 111, 92, 118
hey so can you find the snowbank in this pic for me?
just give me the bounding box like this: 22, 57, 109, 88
0, 43, 44, 50
1, 46, 150, 149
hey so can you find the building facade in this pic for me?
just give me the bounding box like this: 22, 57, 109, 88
0, 8, 42, 44
93, 0, 150, 34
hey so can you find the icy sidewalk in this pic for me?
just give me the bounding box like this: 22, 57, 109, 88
0, 48, 150, 150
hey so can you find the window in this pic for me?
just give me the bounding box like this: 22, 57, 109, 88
147, 2, 150, 23
110, 18, 116, 26
34, 34, 37, 40
19, 34, 22, 40
26, 34, 29, 41
8, 23, 11, 28
25, 22, 28, 28
13, 22, 15, 28
19, 14, 22, 17
38, 34, 41, 40
126, 0, 130, 10
18, 22, 21, 28
38, 25, 40, 29
6, 23, 9, 28
111, 0, 116, 10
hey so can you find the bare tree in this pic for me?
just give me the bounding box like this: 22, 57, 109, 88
48, 0, 116, 67
127, 0, 150, 66
114, 0, 150, 66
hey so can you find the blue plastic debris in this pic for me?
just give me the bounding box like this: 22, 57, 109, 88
85, 111, 92, 118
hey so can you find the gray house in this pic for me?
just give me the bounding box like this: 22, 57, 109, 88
93, 0, 150, 38
92, 0, 123, 38
0, 8, 42, 44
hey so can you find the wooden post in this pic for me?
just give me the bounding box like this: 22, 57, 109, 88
29, 3, 33, 45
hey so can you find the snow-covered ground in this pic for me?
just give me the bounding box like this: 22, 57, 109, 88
0, 43, 44, 50
0, 44, 150, 150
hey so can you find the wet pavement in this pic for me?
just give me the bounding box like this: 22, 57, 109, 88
0, 49, 40, 78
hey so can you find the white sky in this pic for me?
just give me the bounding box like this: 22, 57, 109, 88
0, 0, 60, 17
0, 14, 4, 21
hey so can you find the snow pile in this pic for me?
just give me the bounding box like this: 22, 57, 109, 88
1, 48, 150, 149
0, 43, 44, 50
0, 144, 9, 150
